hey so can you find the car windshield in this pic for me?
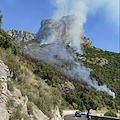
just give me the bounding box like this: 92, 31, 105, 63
76, 111, 80, 113
82, 111, 87, 114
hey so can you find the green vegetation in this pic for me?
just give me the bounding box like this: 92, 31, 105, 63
7, 81, 14, 91
0, 12, 120, 117
34, 62, 58, 87
62, 45, 120, 111
10, 104, 28, 120
0, 81, 2, 89
6, 98, 14, 109
81, 45, 120, 98
6, 98, 28, 120
104, 111, 117, 117
0, 11, 2, 28
65, 92, 98, 111
27, 102, 33, 115
0, 29, 20, 55
0, 17, 63, 117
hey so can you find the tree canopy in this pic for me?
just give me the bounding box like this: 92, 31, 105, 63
0, 11, 3, 28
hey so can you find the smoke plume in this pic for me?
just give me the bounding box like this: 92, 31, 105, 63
51, 0, 119, 53
36, 0, 117, 98
49, 0, 117, 98
52, 0, 119, 27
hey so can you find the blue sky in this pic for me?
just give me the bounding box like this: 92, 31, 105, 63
0, 0, 119, 53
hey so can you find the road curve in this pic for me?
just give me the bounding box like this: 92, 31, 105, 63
64, 114, 89, 120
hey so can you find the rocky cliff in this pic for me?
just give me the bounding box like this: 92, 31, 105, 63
8, 16, 91, 46
35, 16, 92, 46
0, 60, 62, 120
8, 29, 36, 43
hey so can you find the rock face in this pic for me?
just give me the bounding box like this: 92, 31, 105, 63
51, 106, 62, 120
8, 29, 36, 43
34, 16, 92, 46
31, 105, 49, 120
0, 60, 10, 120
35, 16, 80, 44
8, 16, 92, 46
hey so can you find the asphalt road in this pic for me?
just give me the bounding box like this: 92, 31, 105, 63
64, 114, 91, 120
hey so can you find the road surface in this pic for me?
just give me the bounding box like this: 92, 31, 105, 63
64, 114, 92, 120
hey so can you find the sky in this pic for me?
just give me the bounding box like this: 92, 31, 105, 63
0, 0, 119, 53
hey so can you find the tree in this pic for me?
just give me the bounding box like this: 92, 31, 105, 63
0, 29, 13, 49
0, 10, 3, 28
104, 111, 117, 117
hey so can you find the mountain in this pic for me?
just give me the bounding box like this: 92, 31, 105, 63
34, 16, 91, 46
8, 16, 92, 83
6, 16, 120, 115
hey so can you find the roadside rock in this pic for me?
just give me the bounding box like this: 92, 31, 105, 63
30, 104, 49, 120
0, 60, 10, 120
51, 106, 62, 120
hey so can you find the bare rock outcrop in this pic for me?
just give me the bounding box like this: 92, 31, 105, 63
51, 106, 62, 120
30, 104, 49, 120
34, 16, 92, 46
0, 60, 10, 120
8, 29, 36, 43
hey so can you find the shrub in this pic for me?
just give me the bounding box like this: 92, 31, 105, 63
104, 111, 117, 117
0, 29, 20, 55
10, 104, 22, 120
0, 11, 3, 28
27, 102, 33, 115
10, 104, 28, 120
6, 98, 14, 108
0, 81, 2, 89
34, 62, 58, 87
7, 81, 14, 91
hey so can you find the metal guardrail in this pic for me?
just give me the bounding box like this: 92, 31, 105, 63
91, 115, 120, 120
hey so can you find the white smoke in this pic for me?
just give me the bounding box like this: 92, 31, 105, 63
87, 0, 119, 27
72, 62, 115, 98
49, 0, 117, 98
52, 0, 119, 27
51, 0, 119, 54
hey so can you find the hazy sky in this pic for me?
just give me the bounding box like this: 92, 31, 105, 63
0, 0, 119, 53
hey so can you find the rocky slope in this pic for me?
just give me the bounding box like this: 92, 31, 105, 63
34, 16, 92, 46
6, 15, 120, 112
0, 60, 62, 120
8, 29, 36, 43
8, 16, 92, 85
34, 16, 85, 44
8, 16, 114, 93
8, 16, 91, 46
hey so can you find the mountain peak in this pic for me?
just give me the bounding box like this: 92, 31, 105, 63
35, 16, 84, 44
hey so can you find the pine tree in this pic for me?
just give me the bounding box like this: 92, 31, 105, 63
0, 11, 3, 28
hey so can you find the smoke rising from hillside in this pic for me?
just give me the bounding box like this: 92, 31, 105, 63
36, 0, 116, 98
51, 0, 119, 54
50, 0, 117, 98
72, 62, 115, 98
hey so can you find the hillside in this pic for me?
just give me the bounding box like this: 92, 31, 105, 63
0, 29, 63, 120
7, 16, 120, 112
0, 13, 120, 119
80, 45, 120, 98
